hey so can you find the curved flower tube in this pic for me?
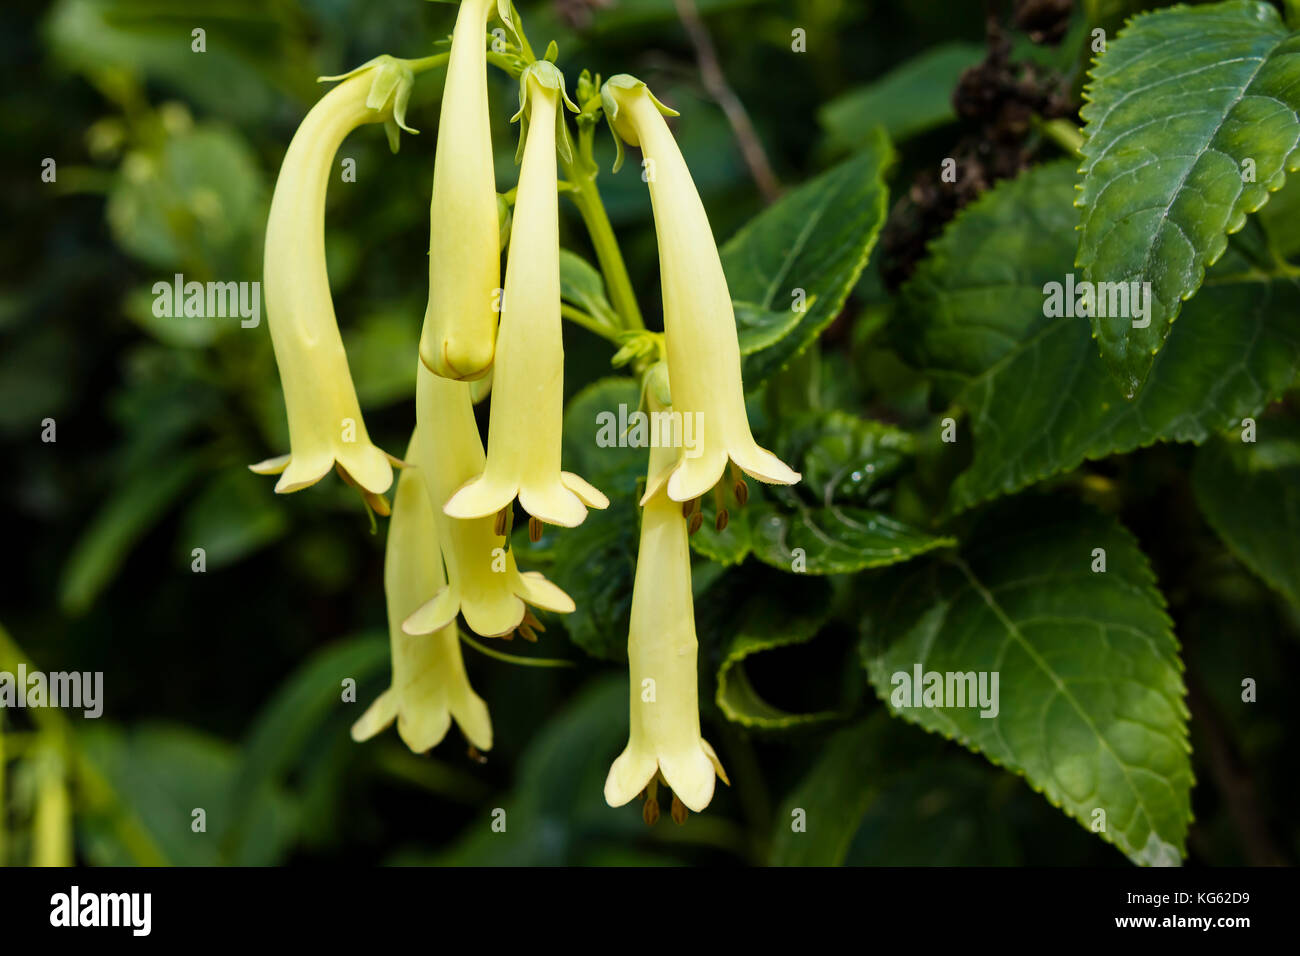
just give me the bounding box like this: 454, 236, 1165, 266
404, 365, 575, 639
352, 430, 491, 754
251, 64, 411, 499
419, 0, 500, 380
605, 404, 729, 816
601, 74, 800, 505
445, 62, 609, 529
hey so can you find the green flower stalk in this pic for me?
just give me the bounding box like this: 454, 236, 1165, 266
419, 0, 501, 380
445, 62, 609, 529
352, 429, 492, 754
602, 75, 800, 505
405, 365, 575, 639
605, 401, 729, 817
251, 62, 415, 501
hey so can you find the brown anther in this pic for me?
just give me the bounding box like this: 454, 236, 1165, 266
523, 610, 546, 633
493, 507, 509, 537
682, 499, 694, 518
518, 624, 538, 643
688, 512, 703, 535
500, 630, 515, 641
734, 480, 749, 506
715, 508, 729, 532
671, 794, 688, 825
467, 745, 487, 764
529, 516, 543, 542
643, 797, 660, 825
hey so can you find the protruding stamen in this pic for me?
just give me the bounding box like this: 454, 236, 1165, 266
494, 507, 509, 537
682, 499, 694, 518
519, 624, 538, 643
715, 509, 729, 532
671, 793, 688, 825
529, 515, 543, 542
500, 630, 515, 641
467, 745, 487, 764
523, 610, 546, 633
730, 463, 749, 505
643, 796, 660, 825
688, 511, 703, 535
713, 482, 728, 531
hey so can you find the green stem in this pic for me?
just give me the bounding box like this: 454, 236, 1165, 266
1286, 0, 1300, 31
459, 633, 576, 668
1037, 117, 1085, 157
561, 303, 620, 342
563, 174, 645, 331
407, 53, 450, 75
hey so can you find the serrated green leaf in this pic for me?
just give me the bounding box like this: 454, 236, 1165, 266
1193, 418, 1300, 610
722, 133, 892, 388
860, 496, 1192, 866
714, 576, 836, 729
818, 43, 985, 151
1076, 0, 1300, 394
740, 412, 954, 574
750, 502, 954, 574
899, 160, 1300, 515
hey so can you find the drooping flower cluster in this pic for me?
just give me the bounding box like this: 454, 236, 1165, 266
252, 3, 797, 818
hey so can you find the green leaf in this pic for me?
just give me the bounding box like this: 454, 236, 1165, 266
743, 412, 955, 574
1076, 0, 1300, 394
860, 496, 1192, 866
723, 133, 892, 389
734, 300, 804, 356
714, 576, 836, 729
59, 451, 207, 615
224, 633, 389, 857
559, 249, 620, 330
818, 43, 985, 151
750, 503, 953, 574
768, 719, 887, 865
178, 466, 288, 569
898, 160, 1300, 514
548, 378, 645, 659
1193, 418, 1300, 610
79, 724, 297, 866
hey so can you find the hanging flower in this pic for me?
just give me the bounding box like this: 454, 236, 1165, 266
445, 61, 609, 531
352, 429, 491, 754
251, 60, 416, 500
404, 365, 575, 639
605, 403, 728, 820
601, 74, 800, 506
419, 0, 502, 381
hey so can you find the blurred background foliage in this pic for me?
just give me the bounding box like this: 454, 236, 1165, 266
1, 0, 1296, 866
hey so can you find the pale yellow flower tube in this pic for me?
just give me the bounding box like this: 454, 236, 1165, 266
605, 407, 728, 814
419, 0, 499, 380
445, 62, 608, 528
251, 69, 400, 498
602, 75, 799, 505
405, 364, 575, 638
352, 429, 491, 754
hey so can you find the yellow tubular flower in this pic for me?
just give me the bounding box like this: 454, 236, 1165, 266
352, 430, 491, 754
601, 75, 800, 505
445, 62, 609, 529
419, 0, 500, 380
605, 406, 729, 814
251, 64, 411, 498
404, 365, 575, 638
